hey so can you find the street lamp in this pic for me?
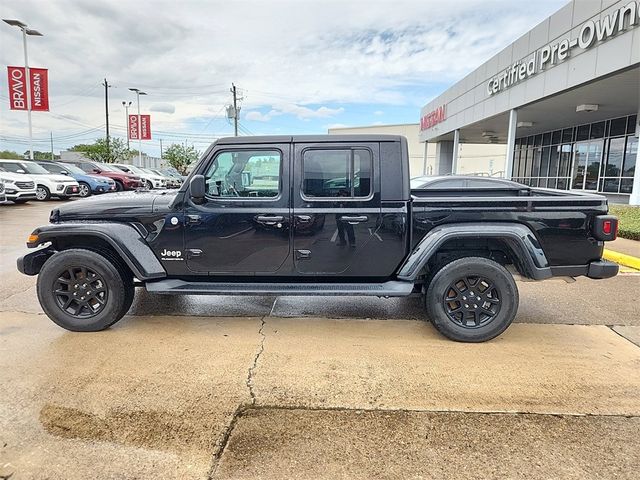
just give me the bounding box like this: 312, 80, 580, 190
3, 19, 43, 161
122, 101, 132, 152
129, 88, 147, 166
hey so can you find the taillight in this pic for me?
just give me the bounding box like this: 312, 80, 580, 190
593, 215, 618, 241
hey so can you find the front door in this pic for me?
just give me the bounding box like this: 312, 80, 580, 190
184, 145, 290, 274
292, 142, 382, 275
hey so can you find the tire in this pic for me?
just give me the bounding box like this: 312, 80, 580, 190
146, 180, 153, 190
36, 249, 134, 332
425, 257, 519, 342
114, 181, 124, 192
36, 185, 51, 201
78, 182, 91, 198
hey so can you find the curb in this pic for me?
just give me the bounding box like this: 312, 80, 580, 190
603, 249, 640, 271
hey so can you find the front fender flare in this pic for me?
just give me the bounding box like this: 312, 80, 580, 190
22, 223, 166, 280
397, 222, 551, 281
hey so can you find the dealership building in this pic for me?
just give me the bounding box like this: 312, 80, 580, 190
419, 0, 640, 204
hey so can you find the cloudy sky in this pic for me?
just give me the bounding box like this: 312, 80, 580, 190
1, 0, 565, 157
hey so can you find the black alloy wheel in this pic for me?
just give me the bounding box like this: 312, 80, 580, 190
442, 275, 501, 328
53, 266, 108, 318
426, 257, 518, 342
37, 249, 134, 331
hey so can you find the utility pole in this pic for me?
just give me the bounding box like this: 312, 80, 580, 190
102, 78, 111, 158
160, 138, 163, 160
231, 83, 238, 136
50, 131, 54, 160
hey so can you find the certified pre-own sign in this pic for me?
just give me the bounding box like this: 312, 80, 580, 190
7, 66, 49, 111
129, 114, 152, 140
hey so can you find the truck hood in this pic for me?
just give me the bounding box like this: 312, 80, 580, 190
53, 190, 178, 221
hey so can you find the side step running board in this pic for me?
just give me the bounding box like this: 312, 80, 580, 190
145, 279, 414, 297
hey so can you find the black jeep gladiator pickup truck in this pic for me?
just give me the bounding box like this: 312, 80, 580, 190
18, 135, 619, 342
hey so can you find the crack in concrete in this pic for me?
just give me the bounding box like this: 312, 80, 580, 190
208, 316, 268, 479
247, 316, 267, 406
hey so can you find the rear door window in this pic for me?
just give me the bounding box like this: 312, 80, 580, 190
301, 148, 372, 198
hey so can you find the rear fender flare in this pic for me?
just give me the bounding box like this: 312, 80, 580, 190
397, 222, 551, 281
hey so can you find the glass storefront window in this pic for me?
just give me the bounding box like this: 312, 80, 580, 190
576, 124, 590, 141
590, 122, 605, 139
623, 136, 637, 178
513, 114, 636, 194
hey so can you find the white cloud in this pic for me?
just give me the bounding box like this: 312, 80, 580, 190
150, 103, 176, 114
374, 110, 384, 116
0, 0, 566, 155
245, 104, 344, 122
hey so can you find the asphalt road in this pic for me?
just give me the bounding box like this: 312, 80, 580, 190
1, 199, 639, 479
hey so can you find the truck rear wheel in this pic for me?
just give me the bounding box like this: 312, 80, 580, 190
36, 249, 134, 332
425, 257, 518, 342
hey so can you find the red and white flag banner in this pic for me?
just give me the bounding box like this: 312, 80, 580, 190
7, 66, 49, 111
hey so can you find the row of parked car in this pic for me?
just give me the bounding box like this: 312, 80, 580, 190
0, 158, 185, 203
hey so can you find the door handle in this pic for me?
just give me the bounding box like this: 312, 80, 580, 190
339, 215, 368, 224
256, 215, 284, 223
186, 214, 202, 225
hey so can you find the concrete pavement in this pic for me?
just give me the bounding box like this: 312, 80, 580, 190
2, 200, 640, 479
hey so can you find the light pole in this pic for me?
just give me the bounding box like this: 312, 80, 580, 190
129, 88, 147, 166
122, 101, 132, 152
3, 19, 43, 161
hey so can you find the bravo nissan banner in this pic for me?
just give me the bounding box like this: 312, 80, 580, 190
7, 66, 49, 111
129, 114, 152, 140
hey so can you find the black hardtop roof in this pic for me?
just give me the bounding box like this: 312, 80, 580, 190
215, 134, 404, 145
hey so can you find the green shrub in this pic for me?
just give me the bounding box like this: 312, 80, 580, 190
609, 204, 640, 241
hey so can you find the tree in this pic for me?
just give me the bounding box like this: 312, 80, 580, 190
25, 151, 59, 161
0, 150, 23, 159
164, 143, 199, 174
69, 138, 131, 163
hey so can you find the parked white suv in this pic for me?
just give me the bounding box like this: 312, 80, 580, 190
0, 160, 80, 201
112, 164, 167, 189
0, 166, 37, 203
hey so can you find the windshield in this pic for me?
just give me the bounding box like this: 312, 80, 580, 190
21, 162, 51, 175
63, 164, 86, 175
410, 176, 430, 189
97, 163, 121, 172
126, 165, 145, 174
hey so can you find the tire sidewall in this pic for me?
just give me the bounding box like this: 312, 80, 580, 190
114, 181, 124, 191
426, 257, 519, 342
37, 249, 128, 332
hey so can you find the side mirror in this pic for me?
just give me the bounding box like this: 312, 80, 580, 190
16, 169, 26, 174
92, 168, 102, 174
190, 175, 206, 203
61, 170, 69, 175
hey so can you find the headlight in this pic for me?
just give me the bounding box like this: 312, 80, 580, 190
0, 178, 14, 184
56, 184, 65, 191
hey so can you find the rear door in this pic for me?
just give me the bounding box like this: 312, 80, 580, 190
292, 142, 382, 275
184, 144, 291, 274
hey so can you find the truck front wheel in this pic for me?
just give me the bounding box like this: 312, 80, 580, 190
425, 257, 518, 342
36, 249, 134, 332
